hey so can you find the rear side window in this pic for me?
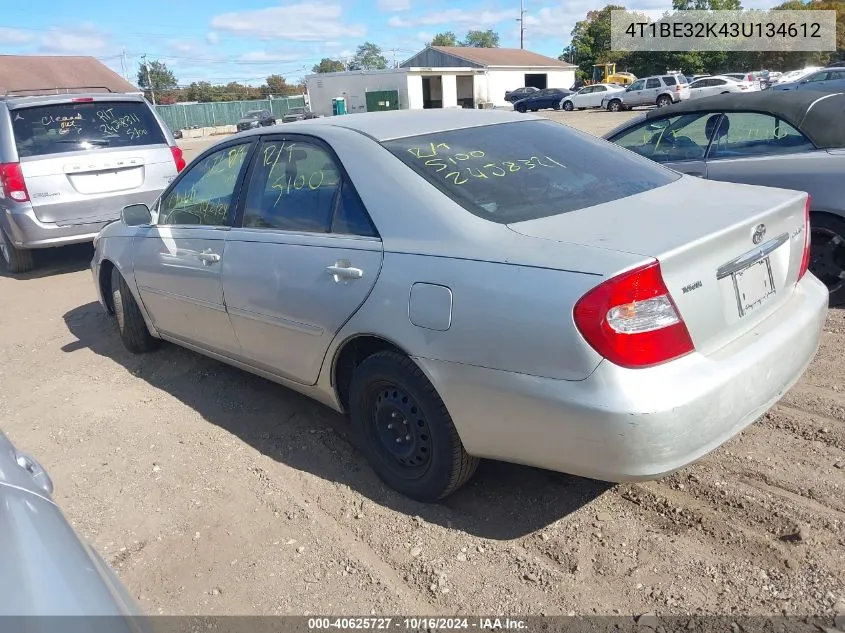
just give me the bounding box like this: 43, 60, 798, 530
662, 76, 677, 86
382, 120, 680, 224
10, 100, 166, 158
646, 78, 661, 88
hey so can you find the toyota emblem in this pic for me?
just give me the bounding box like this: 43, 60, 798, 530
752, 223, 767, 245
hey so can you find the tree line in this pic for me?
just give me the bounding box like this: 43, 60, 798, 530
560, 0, 844, 83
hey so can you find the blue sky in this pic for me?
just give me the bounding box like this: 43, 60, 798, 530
0, 0, 778, 86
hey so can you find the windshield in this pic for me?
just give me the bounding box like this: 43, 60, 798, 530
243, 110, 263, 119
11, 100, 166, 158
381, 119, 679, 224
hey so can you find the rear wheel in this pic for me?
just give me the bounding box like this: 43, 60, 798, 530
553, 100, 562, 111
809, 214, 845, 307
111, 267, 161, 353
562, 100, 574, 111
607, 99, 622, 112
0, 229, 34, 274
656, 95, 672, 107
348, 351, 479, 502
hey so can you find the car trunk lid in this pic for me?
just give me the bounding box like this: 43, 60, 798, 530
508, 176, 809, 356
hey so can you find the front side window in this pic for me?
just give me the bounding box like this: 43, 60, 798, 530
629, 79, 645, 91
708, 112, 815, 158
158, 142, 251, 226
609, 113, 715, 163
690, 79, 707, 89
242, 138, 342, 233
382, 120, 679, 225
11, 100, 166, 158
805, 72, 828, 82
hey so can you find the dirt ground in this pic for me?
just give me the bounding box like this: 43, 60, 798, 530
1, 108, 844, 619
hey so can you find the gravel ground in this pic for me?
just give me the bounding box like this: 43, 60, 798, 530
1, 107, 843, 619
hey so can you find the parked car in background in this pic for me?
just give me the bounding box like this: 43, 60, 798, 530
236, 109, 276, 131
775, 67, 823, 84
825, 60, 845, 68
601, 74, 691, 111
282, 107, 321, 123
504, 86, 539, 103
92, 108, 825, 502
772, 67, 845, 92
722, 72, 761, 89
0, 428, 144, 619
512, 88, 574, 112
687, 75, 751, 99
561, 83, 625, 110
0, 88, 184, 274
603, 91, 845, 306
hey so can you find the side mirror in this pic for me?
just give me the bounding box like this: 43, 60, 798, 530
121, 203, 152, 226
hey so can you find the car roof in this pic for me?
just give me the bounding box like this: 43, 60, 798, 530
0, 92, 146, 107
644, 90, 845, 149
272, 108, 541, 142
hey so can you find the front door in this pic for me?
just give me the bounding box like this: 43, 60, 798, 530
132, 140, 254, 356
607, 111, 714, 177
625, 79, 646, 106
222, 135, 384, 385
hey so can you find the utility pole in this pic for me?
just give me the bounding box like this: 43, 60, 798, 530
141, 53, 156, 105
122, 48, 128, 82
516, 0, 527, 49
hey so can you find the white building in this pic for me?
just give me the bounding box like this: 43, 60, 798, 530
304, 46, 577, 116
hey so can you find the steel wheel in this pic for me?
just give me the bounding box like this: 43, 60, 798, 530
367, 382, 432, 479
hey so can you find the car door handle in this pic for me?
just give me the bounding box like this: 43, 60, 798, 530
198, 250, 221, 264
325, 263, 363, 281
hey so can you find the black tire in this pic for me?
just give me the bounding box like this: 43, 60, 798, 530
111, 267, 161, 353
553, 100, 562, 111
0, 229, 34, 274
656, 95, 672, 108
348, 351, 479, 502
515, 103, 526, 113
721, 91, 730, 94
808, 213, 845, 307
562, 100, 574, 111
607, 99, 622, 112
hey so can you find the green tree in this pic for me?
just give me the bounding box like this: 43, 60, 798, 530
184, 81, 214, 102
311, 58, 346, 73
137, 59, 177, 101
264, 74, 297, 95
463, 29, 500, 47
429, 31, 459, 46
348, 42, 388, 70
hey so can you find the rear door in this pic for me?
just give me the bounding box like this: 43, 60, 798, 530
222, 134, 384, 385
589, 85, 607, 107
10, 98, 176, 226
644, 77, 662, 104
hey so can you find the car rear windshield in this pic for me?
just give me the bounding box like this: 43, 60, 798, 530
381, 119, 680, 224
11, 100, 166, 158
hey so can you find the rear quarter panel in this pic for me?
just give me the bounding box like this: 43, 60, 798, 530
705, 150, 845, 216
334, 252, 608, 381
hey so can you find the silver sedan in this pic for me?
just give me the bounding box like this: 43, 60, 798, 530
91, 109, 828, 501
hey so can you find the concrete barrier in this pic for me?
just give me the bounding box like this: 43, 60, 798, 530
178, 125, 236, 138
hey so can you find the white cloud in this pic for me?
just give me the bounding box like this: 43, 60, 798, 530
377, 0, 412, 11
0, 28, 34, 45
416, 31, 435, 43
37, 26, 110, 55
206, 32, 220, 45
210, 2, 366, 42
388, 9, 516, 29
239, 50, 306, 62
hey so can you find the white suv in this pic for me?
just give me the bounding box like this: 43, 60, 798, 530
602, 74, 691, 111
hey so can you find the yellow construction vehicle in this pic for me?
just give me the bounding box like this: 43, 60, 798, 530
587, 62, 637, 86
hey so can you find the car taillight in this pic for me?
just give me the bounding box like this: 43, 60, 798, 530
170, 146, 186, 173
573, 261, 695, 369
0, 162, 30, 202
798, 195, 811, 281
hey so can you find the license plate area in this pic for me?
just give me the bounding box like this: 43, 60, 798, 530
732, 256, 776, 318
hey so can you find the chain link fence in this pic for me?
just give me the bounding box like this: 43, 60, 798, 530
154, 96, 307, 132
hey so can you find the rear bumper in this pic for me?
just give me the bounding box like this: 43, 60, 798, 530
416, 274, 828, 482
2, 207, 109, 249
